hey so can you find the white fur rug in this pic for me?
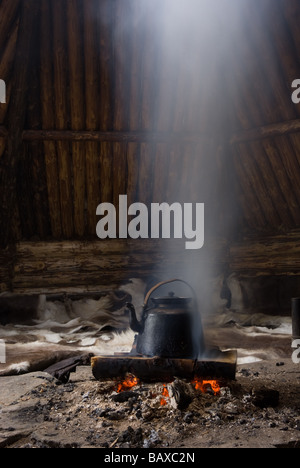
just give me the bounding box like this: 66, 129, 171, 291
0, 279, 145, 376
0, 277, 293, 376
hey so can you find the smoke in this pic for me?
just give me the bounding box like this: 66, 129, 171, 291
94, 1, 257, 319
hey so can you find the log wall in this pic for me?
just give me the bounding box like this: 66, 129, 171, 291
4, 239, 228, 294
229, 230, 300, 276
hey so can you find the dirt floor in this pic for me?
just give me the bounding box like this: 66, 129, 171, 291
1, 355, 300, 449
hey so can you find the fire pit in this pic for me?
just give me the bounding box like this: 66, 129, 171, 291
92, 279, 237, 384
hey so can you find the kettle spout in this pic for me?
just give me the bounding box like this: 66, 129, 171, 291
126, 302, 143, 334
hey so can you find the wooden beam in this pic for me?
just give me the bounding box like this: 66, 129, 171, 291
91, 351, 237, 382
11, 239, 229, 294
1, 127, 219, 144
229, 231, 300, 276
20, 130, 214, 144
231, 119, 300, 145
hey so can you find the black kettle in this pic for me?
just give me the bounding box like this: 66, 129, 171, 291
126, 279, 204, 359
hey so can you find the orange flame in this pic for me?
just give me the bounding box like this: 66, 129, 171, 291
116, 374, 139, 393
192, 377, 221, 396
160, 385, 170, 406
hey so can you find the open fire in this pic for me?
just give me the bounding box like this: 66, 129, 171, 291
116, 374, 139, 393
192, 377, 221, 396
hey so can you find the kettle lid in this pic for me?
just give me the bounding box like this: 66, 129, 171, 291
151, 291, 192, 307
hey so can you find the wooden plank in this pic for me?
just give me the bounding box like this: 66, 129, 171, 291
274, 135, 300, 209
232, 145, 266, 228
127, 143, 140, 206
21, 129, 211, 143
26, 33, 51, 241
138, 143, 154, 206
152, 143, 169, 203
239, 142, 282, 229
250, 140, 294, 229
83, 0, 101, 234
67, 0, 86, 237
52, 0, 73, 239
99, 0, 113, 131
128, 0, 143, 131
262, 138, 300, 226
40, 0, 62, 239
0, 0, 39, 247
113, 0, 130, 131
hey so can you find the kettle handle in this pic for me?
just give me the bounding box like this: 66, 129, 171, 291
143, 279, 197, 308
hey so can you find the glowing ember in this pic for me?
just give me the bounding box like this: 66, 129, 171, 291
192, 377, 221, 396
116, 374, 139, 393
160, 385, 170, 406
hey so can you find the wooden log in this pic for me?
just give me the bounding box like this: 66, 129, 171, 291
273, 136, 300, 209
231, 119, 300, 145
113, 0, 130, 132
152, 143, 169, 203
83, 0, 101, 234
44, 354, 93, 383
239, 142, 282, 229
262, 138, 300, 226
67, 0, 86, 237
229, 231, 300, 275
128, 0, 143, 131
91, 351, 237, 382
40, 0, 62, 239
232, 144, 266, 228
10, 238, 229, 293
20, 129, 210, 143
99, 0, 113, 131
26, 38, 51, 240
140, 5, 160, 132
127, 143, 140, 205
250, 140, 294, 229
52, 0, 73, 239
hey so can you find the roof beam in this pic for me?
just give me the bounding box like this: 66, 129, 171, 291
231, 118, 300, 144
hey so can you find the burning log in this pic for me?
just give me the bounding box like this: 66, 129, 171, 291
91, 350, 237, 383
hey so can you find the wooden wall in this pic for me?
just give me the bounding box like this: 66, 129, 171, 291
1, 0, 300, 296
5, 239, 228, 294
